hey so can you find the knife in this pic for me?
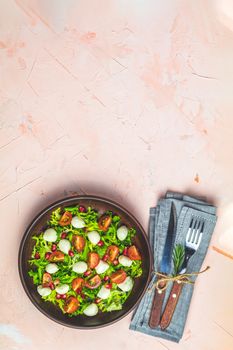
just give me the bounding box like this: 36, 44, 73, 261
148, 202, 176, 328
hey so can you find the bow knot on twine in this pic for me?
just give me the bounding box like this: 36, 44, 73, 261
149, 266, 210, 293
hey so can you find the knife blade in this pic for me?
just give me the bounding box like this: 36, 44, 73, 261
149, 202, 176, 328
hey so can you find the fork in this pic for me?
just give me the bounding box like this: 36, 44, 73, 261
179, 218, 204, 274
159, 218, 204, 330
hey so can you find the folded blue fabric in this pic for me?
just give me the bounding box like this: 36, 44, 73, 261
129, 191, 217, 343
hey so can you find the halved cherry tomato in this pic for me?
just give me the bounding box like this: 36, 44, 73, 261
110, 270, 127, 284
49, 251, 65, 262
59, 211, 72, 226
72, 235, 86, 252
88, 252, 100, 269
107, 245, 119, 263
42, 272, 52, 287
64, 296, 79, 314
127, 245, 142, 260
84, 275, 101, 289
98, 214, 112, 231
72, 277, 84, 292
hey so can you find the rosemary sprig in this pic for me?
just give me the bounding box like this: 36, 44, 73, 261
172, 244, 185, 275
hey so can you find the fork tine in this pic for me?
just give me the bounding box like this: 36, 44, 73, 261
193, 221, 202, 243
196, 232, 203, 248
186, 218, 194, 243
190, 220, 198, 242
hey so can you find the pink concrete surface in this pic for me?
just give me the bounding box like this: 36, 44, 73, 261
1, 0, 233, 349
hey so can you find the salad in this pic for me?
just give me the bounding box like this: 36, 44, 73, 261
28, 205, 142, 317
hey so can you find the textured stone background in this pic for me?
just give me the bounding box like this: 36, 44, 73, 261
0, 1, 233, 349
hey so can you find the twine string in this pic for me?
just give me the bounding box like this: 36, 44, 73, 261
148, 266, 210, 293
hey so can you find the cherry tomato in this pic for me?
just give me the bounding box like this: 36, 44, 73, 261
107, 245, 119, 263
103, 276, 110, 282
72, 235, 86, 252
88, 252, 100, 269
72, 277, 84, 292
56, 293, 61, 299
34, 252, 40, 259
84, 275, 102, 289
61, 294, 67, 300
49, 251, 65, 262
105, 283, 112, 289
59, 211, 72, 226
79, 205, 86, 213
110, 270, 127, 284
98, 214, 112, 231
64, 296, 79, 314
42, 272, 52, 287
127, 245, 141, 260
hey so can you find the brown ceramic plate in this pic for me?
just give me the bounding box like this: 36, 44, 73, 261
18, 195, 152, 329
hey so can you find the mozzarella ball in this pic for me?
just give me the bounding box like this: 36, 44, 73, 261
58, 239, 71, 254
95, 260, 109, 274
71, 216, 85, 228
55, 284, 69, 295
118, 255, 132, 267
117, 225, 128, 241
43, 228, 57, 242
97, 286, 111, 300
37, 285, 52, 297
72, 261, 88, 274
83, 303, 98, 316
87, 231, 100, 245
118, 276, 134, 292
45, 263, 59, 274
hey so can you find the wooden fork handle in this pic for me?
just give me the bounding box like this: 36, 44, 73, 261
160, 281, 184, 330
148, 276, 167, 328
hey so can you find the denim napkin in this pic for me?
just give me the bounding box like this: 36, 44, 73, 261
129, 191, 217, 343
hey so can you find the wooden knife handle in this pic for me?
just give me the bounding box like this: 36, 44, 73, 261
160, 281, 184, 330
148, 277, 167, 328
